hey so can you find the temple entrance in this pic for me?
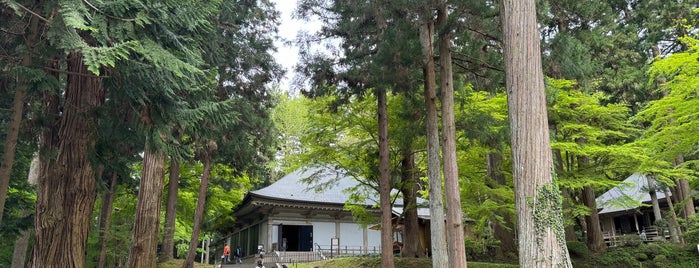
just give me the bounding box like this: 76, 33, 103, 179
280, 225, 313, 251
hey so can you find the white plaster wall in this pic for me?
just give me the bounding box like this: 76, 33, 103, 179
339, 223, 365, 248
366, 227, 381, 251
312, 222, 336, 247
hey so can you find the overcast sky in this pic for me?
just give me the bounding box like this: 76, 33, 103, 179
273, 0, 302, 92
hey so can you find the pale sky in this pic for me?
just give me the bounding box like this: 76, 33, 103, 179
273, 0, 302, 92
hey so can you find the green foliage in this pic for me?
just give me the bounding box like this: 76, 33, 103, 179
270, 93, 312, 177
585, 243, 696, 268
566, 240, 588, 258
634, 37, 699, 173
682, 214, 699, 244
531, 180, 568, 263
548, 78, 640, 190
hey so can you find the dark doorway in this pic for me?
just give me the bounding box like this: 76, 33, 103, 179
280, 225, 313, 251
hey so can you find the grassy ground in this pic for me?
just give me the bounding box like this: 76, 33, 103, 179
291, 257, 518, 268
158, 259, 214, 268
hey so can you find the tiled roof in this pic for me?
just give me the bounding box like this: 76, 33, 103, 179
596, 173, 669, 215
250, 166, 377, 205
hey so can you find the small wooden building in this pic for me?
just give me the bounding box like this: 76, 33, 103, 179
595, 173, 689, 244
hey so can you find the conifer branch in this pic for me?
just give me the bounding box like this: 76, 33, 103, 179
81, 0, 136, 22
43, 66, 109, 78
452, 54, 503, 72
16, 3, 49, 23
0, 27, 23, 35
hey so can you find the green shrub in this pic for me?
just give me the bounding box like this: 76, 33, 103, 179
592, 242, 696, 268
566, 240, 588, 258
652, 254, 669, 268
635, 253, 648, 261
618, 234, 642, 247
683, 215, 699, 244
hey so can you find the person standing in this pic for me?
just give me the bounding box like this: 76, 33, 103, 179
223, 244, 231, 264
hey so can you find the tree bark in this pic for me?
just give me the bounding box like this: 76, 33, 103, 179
98, 172, 119, 268
377, 89, 395, 268
678, 178, 695, 218
647, 176, 663, 223
501, 0, 572, 265
33, 51, 104, 267
582, 186, 606, 252
0, 3, 41, 224
419, 10, 449, 268
662, 188, 681, 243
184, 142, 216, 268
438, 2, 467, 267
400, 149, 423, 258
675, 154, 695, 219
128, 142, 167, 268
161, 158, 181, 261
11, 228, 31, 268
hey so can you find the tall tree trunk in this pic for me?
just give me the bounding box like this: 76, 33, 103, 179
501, 0, 572, 265
582, 186, 606, 252
28, 60, 61, 268
675, 154, 695, 219
0, 4, 41, 224
11, 229, 31, 268
128, 142, 167, 268
647, 176, 663, 224
438, 2, 467, 267
662, 189, 681, 243
98, 172, 119, 268
487, 153, 517, 258
33, 51, 104, 267
161, 158, 181, 261
400, 149, 423, 258
377, 89, 395, 268
184, 141, 216, 268
419, 11, 449, 268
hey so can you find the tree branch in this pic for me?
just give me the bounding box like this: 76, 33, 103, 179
17, 3, 50, 23
44, 67, 109, 78
82, 0, 136, 22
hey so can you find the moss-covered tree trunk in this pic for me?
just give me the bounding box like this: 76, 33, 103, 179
501, 0, 572, 265
33, 51, 103, 267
